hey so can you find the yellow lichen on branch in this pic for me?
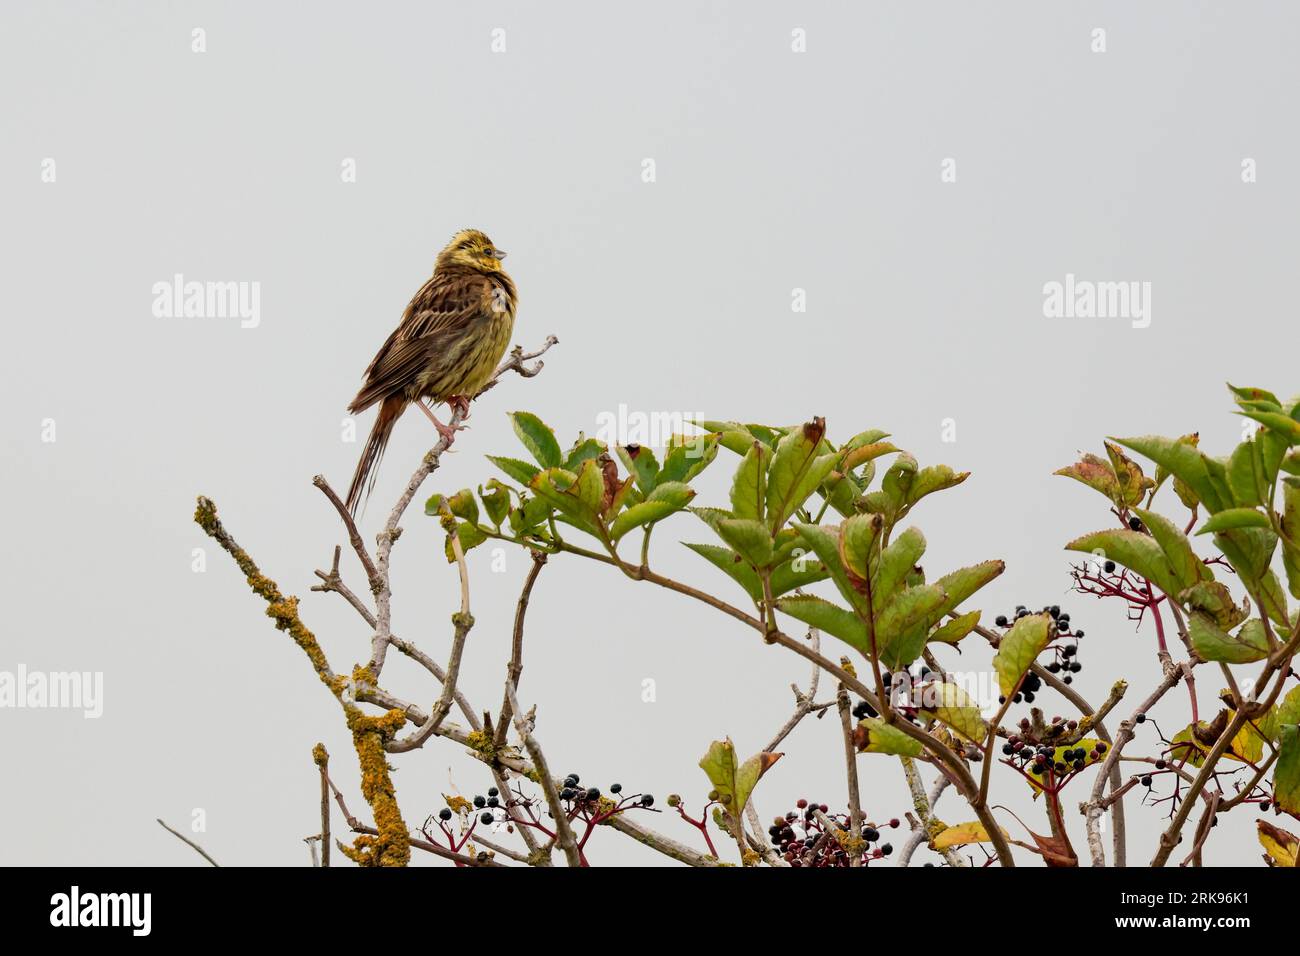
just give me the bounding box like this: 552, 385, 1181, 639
194, 495, 411, 867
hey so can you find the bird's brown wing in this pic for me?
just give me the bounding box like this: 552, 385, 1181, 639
348, 271, 489, 414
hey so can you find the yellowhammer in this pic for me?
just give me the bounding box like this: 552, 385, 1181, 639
345, 229, 518, 513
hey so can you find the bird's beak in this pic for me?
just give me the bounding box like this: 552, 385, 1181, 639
495, 250, 507, 260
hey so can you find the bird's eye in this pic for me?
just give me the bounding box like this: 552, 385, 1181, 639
483, 248, 495, 258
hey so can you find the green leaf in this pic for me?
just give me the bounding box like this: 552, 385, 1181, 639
918, 682, 986, 742
905, 464, 970, 508
562, 438, 605, 473
1214, 527, 1289, 626
932, 560, 1006, 617
839, 513, 883, 581
609, 481, 695, 542
1055, 454, 1122, 504
1239, 410, 1300, 445
478, 479, 512, 527
730, 441, 770, 522
1282, 481, 1300, 600
769, 552, 831, 597
839, 440, 900, 473
1065, 529, 1183, 598
1105, 441, 1152, 506
1115, 435, 1228, 514
1133, 507, 1206, 590
796, 523, 869, 616
443, 521, 488, 562
487, 455, 541, 488
715, 518, 774, 569
1259, 686, 1300, 743
880, 453, 919, 515
529, 463, 603, 533
659, 435, 719, 486
1187, 612, 1269, 664
876, 584, 948, 669
616, 444, 660, 496
993, 613, 1053, 697
1196, 507, 1272, 535
1229, 383, 1283, 408
423, 492, 447, 516
776, 595, 869, 652
1274, 725, 1300, 817
873, 527, 926, 606
928, 609, 981, 646
854, 717, 922, 757
683, 543, 761, 601
766, 419, 835, 532
698, 738, 782, 818
510, 411, 563, 468
1179, 580, 1246, 629
1228, 439, 1267, 507
447, 488, 479, 524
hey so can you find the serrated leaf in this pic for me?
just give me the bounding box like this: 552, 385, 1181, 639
1238, 409, 1300, 444
876, 585, 948, 669
478, 479, 512, 527
683, 543, 762, 601
529, 464, 603, 533
730, 441, 770, 522
616, 444, 660, 496
918, 681, 986, 742
932, 560, 1005, 618
1066, 529, 1183, 598
1258, 820, 1299, 867
699, 738, 781, 817
447, 488, 478, 524
443, 520, 487, 562
1197, 507, 1272, 535
873, 527, 926, 606
1214, 527, 1290, 626
1116, 435, 1228, 514
1275, 724, 1300, 816
932, 821, 1006, 850
776, 595, 869, 652
839, 513, 883, 581
1179, 580, 1247, 629
796, 522, 869, 616
905, 464, 970, 508
1133, 507, 1206, 590
715, 517, 774, 569
487, 455, 541, 488
769, 552, 830, 597
564, 437, 607, 472
1105, 441, 1152, 507
766, 419, 835, 532
852, 717, 923, 756
929, 610, 980, 646
657, 435, 718, 489
510, 411, 562, 468
1055, 454, 1122, 505
609, 481, 695, 542
993, 613, 1053, 696
1187, 612, 1269, 664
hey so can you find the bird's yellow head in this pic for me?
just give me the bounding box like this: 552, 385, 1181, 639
436, 228, 508, 274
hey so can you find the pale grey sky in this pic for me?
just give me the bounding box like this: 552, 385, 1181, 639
2, 1, 1296, 866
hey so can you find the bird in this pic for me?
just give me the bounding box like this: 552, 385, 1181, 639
345, 229, 518, 514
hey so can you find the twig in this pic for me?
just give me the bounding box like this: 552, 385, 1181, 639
601, 813, 725, 867
836, 684, 864, 866
156, 819, 219, 867
503, 680, 582, 866
313, 744, 331, 867
495, 550, 548, 745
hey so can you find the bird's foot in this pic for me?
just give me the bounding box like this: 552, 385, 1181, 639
418, 401, 466, 445
447, 394, 473, 420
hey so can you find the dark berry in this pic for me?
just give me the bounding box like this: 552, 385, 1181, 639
438, 808, 452, 821
480, 812, 494, 824
473, 795, 486, 808
641, 794, 654, 807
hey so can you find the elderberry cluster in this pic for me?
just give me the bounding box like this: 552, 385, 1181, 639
557, 773, 654, 809
767, 798, 900, 867
993, 603, 1086, 686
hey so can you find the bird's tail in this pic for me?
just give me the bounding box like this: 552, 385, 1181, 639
346, 394, 405, 515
